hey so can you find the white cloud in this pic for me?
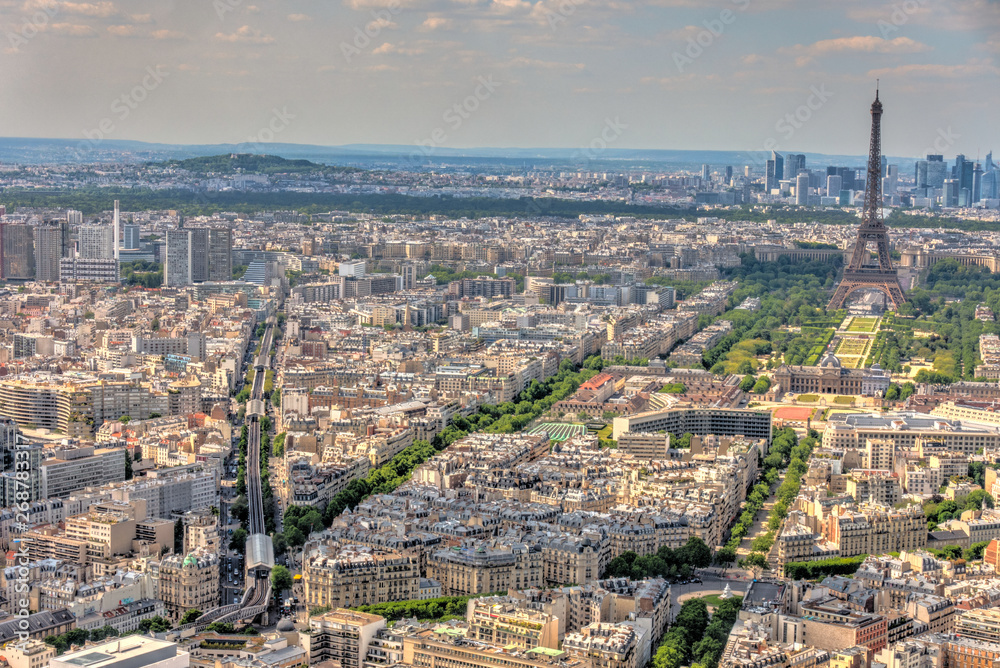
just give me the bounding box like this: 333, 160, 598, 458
366, 16, 396, 31
779, 36, 931, 66
151, 29, 187, 40
106, 23, 136, 36
49, 21, 95, 35
287, 13, 311, 22
419, 16, 453, 31
502, 56, 584, 70
868, 60, 1000, 79
372, 42, 424, 55
215, 25, 274, 44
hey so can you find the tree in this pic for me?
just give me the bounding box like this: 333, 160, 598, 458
284, 525, 306, 548
174, 518, 184, 554
138, 616, 172, 633
230, 528, 248, 552
125, 455, 133, 480
206, 622, 237, 634
966, 489, 995, 510
180, 609, 202, 625
89, 626, 119, 642
231, 495, 249, 525
751, 377, 772, 394
740, 552, 769, 578
272, 532, 288, 556
739, 375, 756, 392
715, 546, 736, 565
676, 536, 713, 569
964, 541, 990, 561
271, 565, 293, 592
119, 415, 131, 424
273, 432, 287, 458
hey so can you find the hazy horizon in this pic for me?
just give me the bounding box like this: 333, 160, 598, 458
1, 0, 997, 159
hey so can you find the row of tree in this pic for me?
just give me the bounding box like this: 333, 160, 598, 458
281, 357, 602, 543
602, 537, 713, 580
742, 434, 817, 568
354, 593, 500, 621
783, 555, 867, 580
45, 626, 121, 654
652, 595, 743, 668
926, 541, 990, 562
716, 428, 801, 564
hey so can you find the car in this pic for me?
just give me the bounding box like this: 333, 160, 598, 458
692, 578, 702, 584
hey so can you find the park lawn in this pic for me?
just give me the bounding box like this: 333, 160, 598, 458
694, 594, 732, 608
835, 338, 869, 356
846, 317, 878, 333
833, 395, 855, 405
597, 425, 613, 441
798, 394, 819, 402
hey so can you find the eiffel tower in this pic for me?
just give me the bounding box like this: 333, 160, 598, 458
827, 88, 906, 311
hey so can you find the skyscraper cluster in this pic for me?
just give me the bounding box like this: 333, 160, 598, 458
164, 228, 233, 287
915, 153, 997, 207
763, 151, 854, 205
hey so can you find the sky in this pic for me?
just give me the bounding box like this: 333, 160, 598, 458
0, 0, 997, 158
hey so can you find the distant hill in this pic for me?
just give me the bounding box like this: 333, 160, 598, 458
0, 136, 920, 171
158, 153, 361, 175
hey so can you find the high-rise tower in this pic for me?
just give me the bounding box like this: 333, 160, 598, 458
827, 88, 906, 311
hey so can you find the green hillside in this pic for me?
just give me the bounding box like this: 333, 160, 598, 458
157, 154, 361, 175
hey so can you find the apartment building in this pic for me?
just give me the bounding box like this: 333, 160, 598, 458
955, 608, 1000, 642
616, 433, 670, 461
612, 407, 772, 442
427, 542, 543, 596
0, 374, 166, 436
108, 467, 217, 519
309, 609, 386, 668
824, 504, 926, 557
41, 445, 127, 499
302, 545, 420, 610
823, 413, 1000, 454
540, 535, 603, 586
3, 639, 56, 668
158, 548, 220, 620
563, 623, 640, 668
401, 626, 588, 668
466, 598, 560, 650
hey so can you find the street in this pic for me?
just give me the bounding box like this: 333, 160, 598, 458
669, 571, 752, 620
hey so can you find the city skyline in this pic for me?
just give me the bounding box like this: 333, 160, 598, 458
0, 0, 997, 157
